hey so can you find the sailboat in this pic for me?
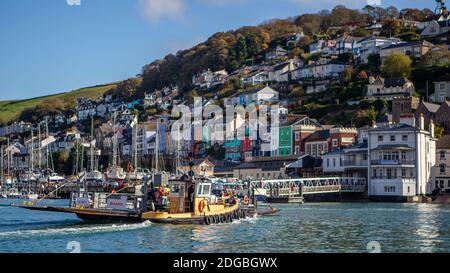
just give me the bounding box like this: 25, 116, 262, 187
38, 118, 66, 185
126, 117, 150, 182
83, 117, 105, 185
106, 112, 126, 184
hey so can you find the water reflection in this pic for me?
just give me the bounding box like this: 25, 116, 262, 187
0, 202, 449, 253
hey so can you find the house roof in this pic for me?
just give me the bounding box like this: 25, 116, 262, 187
434, 74, 450, 82
285, 154, 321, 169
304, 129, 330, 142
422, 101, 441, 113
369, 123, 419, 132
323, 149, 345, 156
384, 77, 409, 88
437, 135, 450, 149
273, 62, 291, 71
381, 40, 433, 50
180, 158, 215, 167
280, 115, 304, 127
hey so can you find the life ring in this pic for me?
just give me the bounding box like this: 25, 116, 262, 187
243, 195, 250, 205
198, 200, 207, 213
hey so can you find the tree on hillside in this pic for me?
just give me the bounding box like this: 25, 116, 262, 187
294, 14, 323, 36
381, 19, 401, 37
108, 77, 141, 101
381, 52, 412, 78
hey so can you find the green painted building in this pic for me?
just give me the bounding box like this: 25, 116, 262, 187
278, 125, 293, 156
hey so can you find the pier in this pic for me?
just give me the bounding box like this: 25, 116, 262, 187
250, 177, 367, 203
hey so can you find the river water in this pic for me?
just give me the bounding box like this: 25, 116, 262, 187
0, 199, 448, 253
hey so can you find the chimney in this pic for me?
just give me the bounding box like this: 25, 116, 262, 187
371, 120, 377, 128
419, 113, 425, 130
430, 119, 435, 138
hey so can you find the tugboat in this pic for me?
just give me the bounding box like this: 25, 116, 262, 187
141, 178, 243, 225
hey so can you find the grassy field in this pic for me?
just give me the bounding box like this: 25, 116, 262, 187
0, 83, 117, 124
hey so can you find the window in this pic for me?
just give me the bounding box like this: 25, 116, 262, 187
440, 151, 446, 160
332, 139, 338, 147
378, 135, 383, 142
295, 132, 300, 141
333, 158, 336, 167
384, 186, 396, 193
402, 169, 406, 177
327, 158, 330, 167
390, 135, 396, 142
440, 83, 446, 90
440, 164, 446, 174
402, 135, 408, 141
387, 169, 393, 179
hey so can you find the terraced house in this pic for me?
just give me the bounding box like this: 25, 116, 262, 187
433, 135, 450, 193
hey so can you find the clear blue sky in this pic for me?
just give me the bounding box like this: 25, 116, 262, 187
0, 0, 432, 100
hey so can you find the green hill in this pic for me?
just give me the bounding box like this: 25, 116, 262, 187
0, 83, 116, 124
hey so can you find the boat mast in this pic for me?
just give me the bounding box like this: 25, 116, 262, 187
6, 138, 10, 179
175, 132, 181, 176
75, 136, 79, 175
38, 122, 42, 170
30, 128, 34, 193
90, 116, 95, 172
45, 117, 54, 171
112, 111, 117, 168
155, 118, 159, 172
134, 117, 138, 173
30, 127, 34, 173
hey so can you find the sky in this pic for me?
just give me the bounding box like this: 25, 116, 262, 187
0, 0, 434, 101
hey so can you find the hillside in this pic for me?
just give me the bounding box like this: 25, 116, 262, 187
0, 83, 116, 124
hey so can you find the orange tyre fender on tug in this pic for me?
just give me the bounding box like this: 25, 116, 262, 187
198, 199, 207, 213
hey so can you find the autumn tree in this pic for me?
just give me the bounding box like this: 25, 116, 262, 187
382, 52, 412, 78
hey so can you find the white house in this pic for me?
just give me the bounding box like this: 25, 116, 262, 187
430, 76, 450, 103
335, 36, 363, 55
294, 62, 348, 80
433, 135, 450, 193
323, 142, 368, 178
241, 71, 270, 86
367, 117, 436, 201
354, 36, 403, 63
223, 86, 279, 107
192, 69, 228, 89
76, 98, 97, 121
265, 46, 288, 61
269, 60, 297, 82
366, 76, 415, 101
286, 32, 305, 47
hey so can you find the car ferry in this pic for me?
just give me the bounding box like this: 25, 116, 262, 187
17, 177, 279, 225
